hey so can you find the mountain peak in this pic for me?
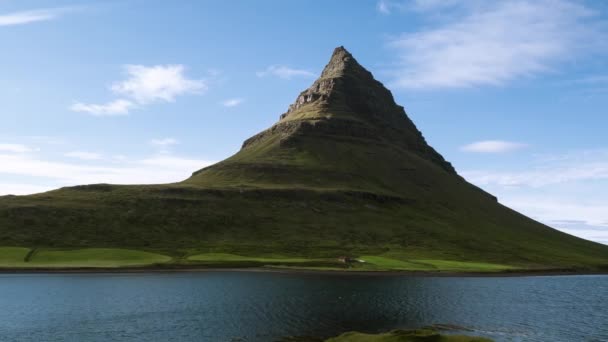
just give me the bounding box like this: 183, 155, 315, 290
282, 46, 376, 118
236, 46, 458, 175
320, 46, 357, 78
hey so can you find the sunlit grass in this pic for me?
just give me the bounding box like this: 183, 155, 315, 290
26, 248, 171, 268
187, 253, 316, 264
0, 247, 30, 267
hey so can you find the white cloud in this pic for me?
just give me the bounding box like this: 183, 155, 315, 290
150, 138, 179, 147
64, 151, 102, 160
150, 138, 179, 154
461, 148, 608, 243
377, 0, 446, 14
0, 8, 65, 26
0, 143, 36, 153
139, 156, 210, 171
377, 0, 391, 14
461, 140, 527, 153
0, 153, 215, 195
497, 196, 608, 244
71, 64, 204, 116
25, 136, 66, 145
256, 65, 316, 80
111, 64, 206, 104
502, 196, 608, 228
222, 98, 244, 107
463, 149, 608, 187
0, 183, 55, 196
408, 0, 465, 12
463, 166, 608, 188
387, 0, 604, 89
70, 99, 134, 116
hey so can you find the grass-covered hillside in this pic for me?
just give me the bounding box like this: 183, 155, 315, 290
0, 47, 607, 271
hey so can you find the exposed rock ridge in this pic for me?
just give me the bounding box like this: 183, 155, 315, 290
247, 46, 456, 175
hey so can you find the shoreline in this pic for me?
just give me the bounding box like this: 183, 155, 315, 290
0, 265, 606, 277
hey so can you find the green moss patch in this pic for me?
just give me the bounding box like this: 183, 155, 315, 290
326, 329, 492, 342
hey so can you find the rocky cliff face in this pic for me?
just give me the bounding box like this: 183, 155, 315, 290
242, 46, 456, 175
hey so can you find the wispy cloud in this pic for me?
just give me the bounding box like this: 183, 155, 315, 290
64, 151, 102, 160
377, 0, 450, 14
461, 140, 527, 153
0, 183, 55, 196
377, 0, 392, 14
111, 65, 206, 104
463, 165, 608, 188
222, 98, 244, 107
0, 152, 215, 195
461, 148, 608, 243
463, 149, 608, 187
568, 75, 608, 85
70, 99, 134, 116
71, 65, 204, 116
256, 65, 316, 80
387, 0, 605, 89
0, 143, 36, 153
0, 8, 68, 26
499, 196, 608, 243
150, 138, 179, 147
150, 138, 179, 154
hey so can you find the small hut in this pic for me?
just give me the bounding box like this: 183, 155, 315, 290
337, 256, 355, 263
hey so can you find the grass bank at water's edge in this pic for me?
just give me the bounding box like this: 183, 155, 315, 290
325, 329, 492, 342
0, 247, 597, 273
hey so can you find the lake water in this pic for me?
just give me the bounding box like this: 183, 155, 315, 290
0, 272, 606, 341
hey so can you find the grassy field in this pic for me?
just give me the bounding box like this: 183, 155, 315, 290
1, 186, 607, 272
325, 329, 492, 342
187, 253, 315, 263
0, 245, 600, 272
0, 247, 30, 267
358, 256, 513, 272
0, 247, 171, 268
0, 247, 519, 271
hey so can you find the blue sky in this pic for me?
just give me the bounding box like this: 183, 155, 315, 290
1, 0, 608, 243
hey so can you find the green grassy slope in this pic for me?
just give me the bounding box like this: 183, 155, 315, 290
0, 181, 606, 270
0, 46, 607, 271
0, 247, 171, 268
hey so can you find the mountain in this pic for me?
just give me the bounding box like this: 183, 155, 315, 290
1, 47, 607, 271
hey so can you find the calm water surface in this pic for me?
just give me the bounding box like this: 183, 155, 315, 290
0, 272, 606, 341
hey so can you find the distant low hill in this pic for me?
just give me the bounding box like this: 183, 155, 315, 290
1, 47, 607, 271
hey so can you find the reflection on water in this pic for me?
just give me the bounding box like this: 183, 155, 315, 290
0, 272, 606, 341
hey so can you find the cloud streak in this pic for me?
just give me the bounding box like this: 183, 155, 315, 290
256, 65, 316, 80
0, 8, 66, 26
463, 149, 608, 187
71, 65, 204, 116
150, 138, 179, 147
0, 143, 36, 153
222, 98, 244, 107
461, 140, 527, 153
111, 65, 206, 104
499, 196, 608, 243
64, 151, 102, 160
0, 152, 215, 195
387, 0, 605, 89
70, 99, 134, 116
462, 148, 608, 243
